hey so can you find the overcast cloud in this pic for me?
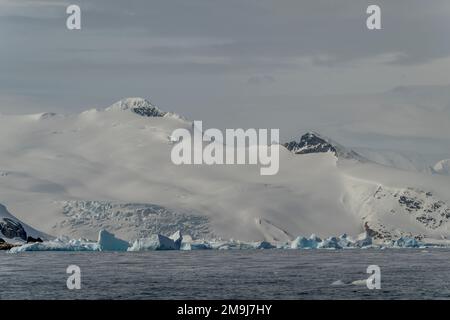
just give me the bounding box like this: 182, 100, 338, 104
1, 0, 450, 154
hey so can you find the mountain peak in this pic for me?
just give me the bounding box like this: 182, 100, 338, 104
284, 132, 337, 155
106, 98, 167, 117
284, 131, 365, 161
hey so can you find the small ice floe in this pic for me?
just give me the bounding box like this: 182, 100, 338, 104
331, 280, 346, 286
351, 279, 367, 286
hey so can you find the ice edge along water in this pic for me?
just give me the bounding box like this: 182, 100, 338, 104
7, 228, 434, 253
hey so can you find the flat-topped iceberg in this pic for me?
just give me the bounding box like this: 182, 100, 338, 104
128, 234, 179, 251
98, 230, 130, 251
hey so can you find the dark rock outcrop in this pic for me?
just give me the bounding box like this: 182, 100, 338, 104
0, 242, 17, 250
284, 132, 337, 155
284, 132, 365, 161
27, 236, 43, 243
0, 218, 27, 240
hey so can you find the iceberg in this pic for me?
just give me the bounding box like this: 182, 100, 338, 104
178, 234, 212, 250
331, 280, 346, 286
317, 236, 342, 249
9, 237, 99, 253
97, 229, 129, 251
207, 239, 275, 250
181, 241, 212, 250
393, 237, 421, 248
291, 236, 317, 249
128, 234, 179, 251
252, 241, 275, 249
291, 234, 321, 249
290, 234, 322, 249
354, 232, 373, 248
337, 234, 353, 248
209, 240, 244, 250
169, 230, 183, 250
351, 279, 367, 286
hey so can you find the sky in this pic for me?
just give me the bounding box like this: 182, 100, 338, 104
1, 0, 450, 153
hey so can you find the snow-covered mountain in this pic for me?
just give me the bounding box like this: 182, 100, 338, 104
1, 97, 450, 243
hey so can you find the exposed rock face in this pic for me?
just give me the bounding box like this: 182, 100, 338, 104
0, 238, 17, 250
0, 218, 27, 241
0, 243, 16, 250
284, 132, 365, 160
364, 222, 380, 238
284, 132, 337, 155
108, 98, 167, 117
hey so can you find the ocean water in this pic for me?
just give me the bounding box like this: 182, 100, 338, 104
1, 249, 450, 299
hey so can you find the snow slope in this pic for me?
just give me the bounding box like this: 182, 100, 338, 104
354, 148, 447, 174
1, 97, 450, 243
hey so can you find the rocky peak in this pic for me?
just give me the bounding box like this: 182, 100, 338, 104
107, 98, 167, 117
284, 131, 365, 161
284, 132, 337, 155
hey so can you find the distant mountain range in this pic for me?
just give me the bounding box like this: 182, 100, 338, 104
1, 97, 450, 244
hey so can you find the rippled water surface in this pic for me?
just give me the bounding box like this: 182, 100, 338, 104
1, 249, 450, 299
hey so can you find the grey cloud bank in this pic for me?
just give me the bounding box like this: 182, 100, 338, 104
1, 0, 450, 155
